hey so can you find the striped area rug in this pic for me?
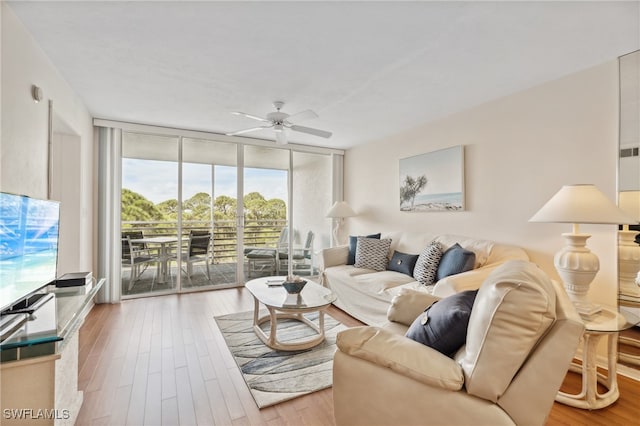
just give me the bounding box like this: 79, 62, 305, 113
214, 310, 346, 408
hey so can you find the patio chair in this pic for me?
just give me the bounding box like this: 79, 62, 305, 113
122, 231, 159, 290
245, 227, 288, 278
176, 230, 212, 282
277, 230, 314, 276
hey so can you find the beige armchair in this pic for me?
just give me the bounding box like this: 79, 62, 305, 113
333, 260, 584, 426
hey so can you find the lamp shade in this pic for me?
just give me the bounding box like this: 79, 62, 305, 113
529, 184, 637, 225
326, 201, 356, 218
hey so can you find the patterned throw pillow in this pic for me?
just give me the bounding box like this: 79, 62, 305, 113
354, 237, 392, 271
413, 241, 443, 285
348, 233, 381, 265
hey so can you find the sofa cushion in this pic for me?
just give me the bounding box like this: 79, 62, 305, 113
355, 270, 417, 293
435, 235, 494, 268
348, 233, 381, 265
336, 326, 464, 390
387, 288, 440, 327
387, 251, 419, 276
460, 260, 556, 402
436, 243, 475, 281
325, 266, 417, 325
384, 232, 437, 257
354, 238, 392, 271
414, 241, 443, 285
405, 290, 478, 357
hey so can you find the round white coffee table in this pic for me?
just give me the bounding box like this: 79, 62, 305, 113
245, 276, 337, 351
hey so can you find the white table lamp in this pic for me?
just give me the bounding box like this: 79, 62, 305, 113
326, 201, 356, 246
530, 184, 637, 318
618, 190, 640, 298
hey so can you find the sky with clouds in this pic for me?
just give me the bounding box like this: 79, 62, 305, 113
123, 159, 288, 204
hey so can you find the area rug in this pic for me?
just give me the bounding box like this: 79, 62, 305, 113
214, 310, 347, 408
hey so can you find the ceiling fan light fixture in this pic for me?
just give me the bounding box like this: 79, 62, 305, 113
226, 101, 331, 145
275, 129, 287, 145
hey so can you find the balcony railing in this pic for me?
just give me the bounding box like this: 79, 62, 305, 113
122, 219, 287, 263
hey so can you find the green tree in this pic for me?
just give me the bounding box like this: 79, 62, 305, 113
157, 199, 179, 220
244, 192, 267, 221
184, 192, 212, 221
121, 188, 287, 225
121, 189, 164, 222
263, 198, 286, 221
400, 175, 428, 209
214, 195, 237, 220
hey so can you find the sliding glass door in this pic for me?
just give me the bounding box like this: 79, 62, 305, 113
181, 138, 238, 289
243, 146, 289, 278
121, 132, 179, 296
112, 126, 336, 299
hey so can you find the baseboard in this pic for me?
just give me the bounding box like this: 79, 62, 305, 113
617, 363, 640, 381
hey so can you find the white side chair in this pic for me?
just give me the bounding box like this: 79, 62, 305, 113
278, 230, 314, 276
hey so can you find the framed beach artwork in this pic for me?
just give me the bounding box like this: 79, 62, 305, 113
399, 145, 465, 212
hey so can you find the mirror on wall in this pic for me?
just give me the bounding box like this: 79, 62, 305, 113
618, 50, 640, 369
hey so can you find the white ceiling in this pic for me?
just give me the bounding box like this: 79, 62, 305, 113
7, 1, 640, 149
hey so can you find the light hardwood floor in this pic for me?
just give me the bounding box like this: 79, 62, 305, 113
76, 288, 640, 425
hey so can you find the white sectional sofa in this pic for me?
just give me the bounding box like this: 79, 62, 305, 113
320, 232, 529, 325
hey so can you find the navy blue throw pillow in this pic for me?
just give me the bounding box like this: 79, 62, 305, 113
387, 251, 419, 276
348, 233, 381, 265
405, 290, 478, 357
435, 243, 476, 281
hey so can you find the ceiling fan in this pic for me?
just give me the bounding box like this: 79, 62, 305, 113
225, 101, 332, 145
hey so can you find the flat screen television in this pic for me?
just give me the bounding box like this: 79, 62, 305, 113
0, 192, 60, 312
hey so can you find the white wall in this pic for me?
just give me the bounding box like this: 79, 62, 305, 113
292, 151, 333, 266
1, 4, 94, 275
345, 60, 620, 306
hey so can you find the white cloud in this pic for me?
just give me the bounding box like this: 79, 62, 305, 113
122, 159, 288, 204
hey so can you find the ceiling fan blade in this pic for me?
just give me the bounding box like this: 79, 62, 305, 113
231, 111, 270, 123
275, 130, 288, 145
226, 126, 270, 136
290, 124, 332, 138
285, 109, 318, 124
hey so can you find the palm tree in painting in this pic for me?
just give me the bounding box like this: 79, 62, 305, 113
400, 175, 428, 210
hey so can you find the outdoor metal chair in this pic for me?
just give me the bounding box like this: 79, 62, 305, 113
176, 230, 212, 282
122, 231, 159, 290
244, 227, 288, 278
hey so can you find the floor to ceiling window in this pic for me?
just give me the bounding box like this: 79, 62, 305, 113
98, 121, 341, 301
243, 145, 289, 278
180, 138, 239, 290
121, 132, 179, 296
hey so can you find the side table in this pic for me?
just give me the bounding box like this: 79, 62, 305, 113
555, 306, 639, 410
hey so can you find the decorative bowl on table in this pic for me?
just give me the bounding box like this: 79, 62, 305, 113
282, 279, 307, 294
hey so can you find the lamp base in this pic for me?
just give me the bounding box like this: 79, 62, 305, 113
554, 232, 601, 320
332, 219, 343, 247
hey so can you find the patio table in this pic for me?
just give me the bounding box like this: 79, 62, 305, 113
131, 236, 182, 284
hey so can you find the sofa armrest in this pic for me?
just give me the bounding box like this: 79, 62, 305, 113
431, 263, 503, 297
320, 245, 349, 269
336, 327, 464, 391
387, 288, 440, 326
